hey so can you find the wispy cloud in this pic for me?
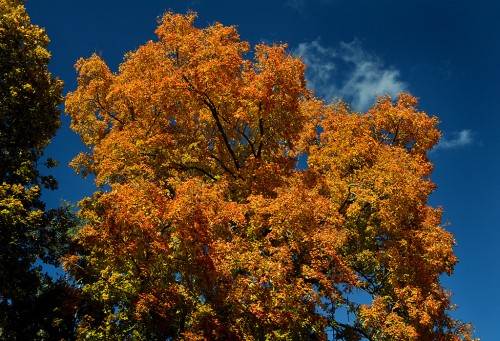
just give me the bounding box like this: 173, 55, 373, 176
339, 41, 406, 111
286, 0, 305, 11
294, 40, 473, 152
294, 39, 406, 111
435, 130, 474, 150
294, 40, 337, 92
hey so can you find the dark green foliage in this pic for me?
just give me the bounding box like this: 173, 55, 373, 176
0, 0, 62, 186
0, 1, 78, 339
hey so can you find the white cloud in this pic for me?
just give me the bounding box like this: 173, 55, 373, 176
339, 41, 406, 111
295, 40, 337, 93
435, 130, 474, 150
286, 0, 305, 11
294, 39, 407, 111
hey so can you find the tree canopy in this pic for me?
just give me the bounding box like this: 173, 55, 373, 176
64, 12, 476, 340
0, 0, 77, 338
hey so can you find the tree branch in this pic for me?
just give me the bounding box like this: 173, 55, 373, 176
205, 101, 241, 171
181, 74, 241, 172
171, 162, 217, 181
333, 322, 374, 341
236, 122, 257, 157
145, 106, 161, 137
209, 153, 237, 179
338, 184, 358, 215
392, 120, 402, 145
257, 104, 264, 158
95, 93, 124, 125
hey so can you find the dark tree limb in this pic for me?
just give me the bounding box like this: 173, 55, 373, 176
181, 75, 241, 172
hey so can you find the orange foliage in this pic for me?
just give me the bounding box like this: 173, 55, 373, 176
64, 12, 476, 340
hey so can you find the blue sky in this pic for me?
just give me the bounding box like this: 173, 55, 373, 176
25, 0, 498, 338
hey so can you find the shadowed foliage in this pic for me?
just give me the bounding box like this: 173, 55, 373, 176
1, 0, 78, 339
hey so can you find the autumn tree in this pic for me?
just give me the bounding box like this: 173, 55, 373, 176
64, 12, 476, 340
0, 0, 78, 338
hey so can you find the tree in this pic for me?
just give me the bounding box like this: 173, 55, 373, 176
0, 0, 77, 338
64, 12, 477, 340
